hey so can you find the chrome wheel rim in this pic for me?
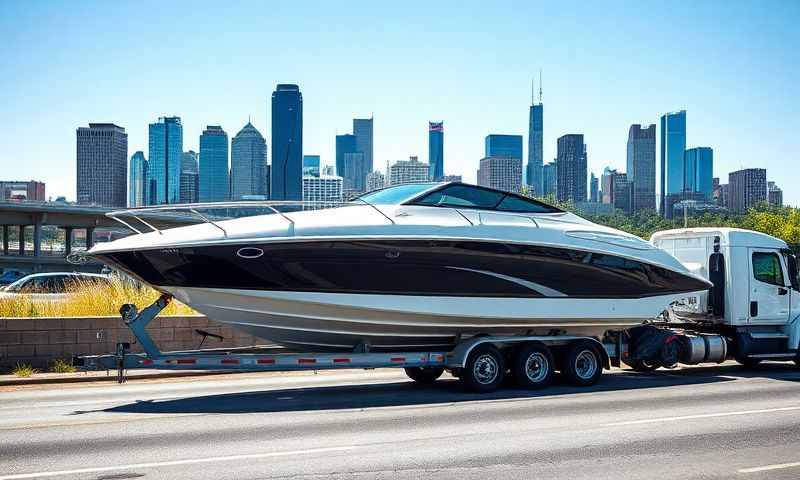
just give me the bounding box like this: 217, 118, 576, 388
524, 352, 549, 383
575, 350, 598, 380
473, 354, 499, 384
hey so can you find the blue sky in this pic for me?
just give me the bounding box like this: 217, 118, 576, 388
1, 1, 798, 204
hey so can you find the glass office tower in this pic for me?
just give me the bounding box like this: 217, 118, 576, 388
199, 125, 229, 202
271, 84, 303, 200
148, 116, 183, 204
428, 122, 444, 181
659, 110, 686, 213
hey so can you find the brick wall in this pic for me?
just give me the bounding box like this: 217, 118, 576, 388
0, 316, 262, 371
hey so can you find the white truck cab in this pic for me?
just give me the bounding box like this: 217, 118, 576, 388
651, 228, 800, 362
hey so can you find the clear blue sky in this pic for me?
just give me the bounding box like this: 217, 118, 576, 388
1, 1, 798, 204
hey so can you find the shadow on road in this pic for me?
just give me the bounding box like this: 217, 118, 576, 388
94, 362, 800, 416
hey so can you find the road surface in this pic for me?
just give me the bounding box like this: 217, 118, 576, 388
2, 363, 800, 479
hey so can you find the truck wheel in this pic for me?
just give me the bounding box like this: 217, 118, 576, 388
404, 366, 444, 384
462, 344, 505, 393
625, 360, 660, 372
563, 341, 603, 387
512, 343, 554, 389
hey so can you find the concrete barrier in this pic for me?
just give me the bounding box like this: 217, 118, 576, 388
0, 316, 262, 371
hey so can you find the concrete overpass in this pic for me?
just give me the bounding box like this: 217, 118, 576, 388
0, 201, 120, 273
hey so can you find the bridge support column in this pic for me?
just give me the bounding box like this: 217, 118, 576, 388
33, 218, 42, 257
64, 227, 73, 256
86, 227, 95, 249
2, 226, 8, 255
18, 225, 26, 255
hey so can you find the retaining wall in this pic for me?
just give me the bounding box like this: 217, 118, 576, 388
0, 316, 262, 370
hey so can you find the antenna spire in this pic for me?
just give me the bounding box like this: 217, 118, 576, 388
539, 68, 543, 104
531, 77, 535, 106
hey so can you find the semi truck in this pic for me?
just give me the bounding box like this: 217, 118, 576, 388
76, 227, 800, 393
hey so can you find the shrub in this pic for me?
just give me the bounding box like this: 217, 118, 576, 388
12, 363, 38, 377
50, 358, 77, 373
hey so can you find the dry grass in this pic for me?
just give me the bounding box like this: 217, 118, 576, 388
49, 359, 77, 373
0, 277, 197, 318
12, 363, 38, 377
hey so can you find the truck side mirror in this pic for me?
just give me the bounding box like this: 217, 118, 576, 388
788, 254, 800, 291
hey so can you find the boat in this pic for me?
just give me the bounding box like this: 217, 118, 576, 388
88, 182, 712, 352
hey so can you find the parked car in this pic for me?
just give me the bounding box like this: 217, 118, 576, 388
0, 269, 26, 286
0, 272, 111, 300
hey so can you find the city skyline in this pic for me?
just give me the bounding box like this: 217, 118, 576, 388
1, 2, 798, 204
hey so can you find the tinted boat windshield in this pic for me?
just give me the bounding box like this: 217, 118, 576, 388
410, 183, 561, 213
357, 184, 437, 204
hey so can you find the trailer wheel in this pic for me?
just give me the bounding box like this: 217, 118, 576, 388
512, 343, 554, 389
563, 341, 603, 387
404, 366, 444, 384
735, 356, 762, 368
462, 344, 505, 393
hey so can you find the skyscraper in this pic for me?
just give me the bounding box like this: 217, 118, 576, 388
556, 134, 587, 203
129, 151, 147, 207
230, 122, 267, 200
335, 134, 357, 178
179, 150, 199, 204
271, 84, 303, 200
478, 156, 523, 193
660, 110, 686, 214
199, 125, 229, 203
729, 168, 767, 213
527, 77, 544, 194
542, 161, 557, 197
768, 182, 783, 207
589, 172, 599, 203
485, 134, 523, 160
428, 122, 444, 181
683, 147, 713, 200
353, 117, 373, 176
365, 171, 385, 192
76, 123, 128, 207
302, 155, 320, 177
303, 174, 343, 206
148, 116, 183, 205
388, 156, 429, 186
626, 124, 656, 212
342, 152, 366, 192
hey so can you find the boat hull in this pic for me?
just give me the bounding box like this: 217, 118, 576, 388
162, 287, 696, 351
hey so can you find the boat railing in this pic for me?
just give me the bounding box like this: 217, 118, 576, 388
106, 200, 356, 237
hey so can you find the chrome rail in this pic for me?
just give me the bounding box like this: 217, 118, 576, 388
106, 200, 355, 236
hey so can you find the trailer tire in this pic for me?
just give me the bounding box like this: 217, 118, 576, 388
404, 367, 444, 384
735, 356, 762, 368
512, 343, 554, 389
563, 341, 603, 387
462, 344, 505, 393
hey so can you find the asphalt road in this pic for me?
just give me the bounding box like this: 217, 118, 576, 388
2, 363, 800, 480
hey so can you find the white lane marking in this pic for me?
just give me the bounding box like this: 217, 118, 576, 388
739, 461, 800, 473
603, 405, 800, 426
0, 446, 359, 480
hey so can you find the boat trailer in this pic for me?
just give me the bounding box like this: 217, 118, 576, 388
74, 295, 618, 390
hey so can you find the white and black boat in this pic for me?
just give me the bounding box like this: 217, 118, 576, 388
89, 182, 711, 351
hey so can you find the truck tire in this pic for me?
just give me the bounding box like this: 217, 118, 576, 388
512, 343, 554, 389
404, 366, 444, 384
625, 359, 660, 372
462, 344, 505, 393
562, 341, 604, 387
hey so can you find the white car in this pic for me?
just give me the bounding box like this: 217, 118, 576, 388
0, 272, 111, 300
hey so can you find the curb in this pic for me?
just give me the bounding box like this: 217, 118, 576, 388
0, 369, 238, 387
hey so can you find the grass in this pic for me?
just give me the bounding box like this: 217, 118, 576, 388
12, 363, 38, 377
50, 358, 77, 373
0, 276, 197, 318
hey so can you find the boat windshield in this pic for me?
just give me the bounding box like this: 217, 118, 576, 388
410, 183, 562, 213
356, 184, 438, 205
